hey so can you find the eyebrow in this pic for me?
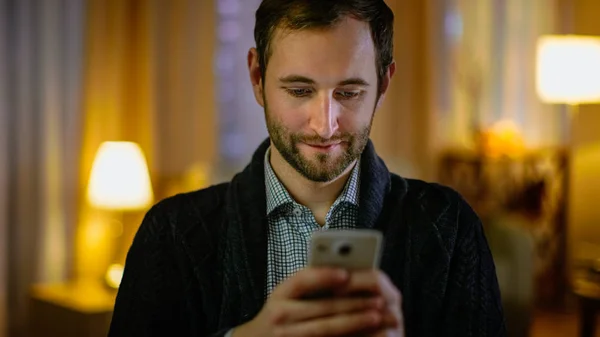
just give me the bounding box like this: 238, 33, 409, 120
278, 75, 370, 87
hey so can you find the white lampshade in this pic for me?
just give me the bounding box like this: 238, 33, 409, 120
536, 35, 600, 105
87, 141, 154, 210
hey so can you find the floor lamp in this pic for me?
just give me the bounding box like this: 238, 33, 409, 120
536, 35, 600, 120
536, 34, 600, 333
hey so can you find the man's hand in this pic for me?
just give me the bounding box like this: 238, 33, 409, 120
233, 268, 387, 337
337, 270, 404, 337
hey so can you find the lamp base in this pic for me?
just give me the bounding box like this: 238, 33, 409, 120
105, 263, 124, 289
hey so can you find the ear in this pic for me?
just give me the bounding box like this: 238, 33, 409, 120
376, 61, 396, 109
247, 47, 265, 107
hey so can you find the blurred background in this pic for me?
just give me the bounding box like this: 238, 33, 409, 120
1, 0, 600, 336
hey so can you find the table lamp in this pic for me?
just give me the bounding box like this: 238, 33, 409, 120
87, 141, 153, 288
536, 35, 600, 114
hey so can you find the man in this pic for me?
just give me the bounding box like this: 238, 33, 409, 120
109, 0, 506, 336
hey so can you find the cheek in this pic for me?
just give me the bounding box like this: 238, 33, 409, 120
338, 103, 375, 131
265, 93, 307, 129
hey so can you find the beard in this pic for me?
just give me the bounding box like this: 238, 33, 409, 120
264, 103, 374, 183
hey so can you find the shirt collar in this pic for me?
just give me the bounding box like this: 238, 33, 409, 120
264, 147, 361, 216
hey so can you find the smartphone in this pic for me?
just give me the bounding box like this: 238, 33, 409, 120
308, 229, 383, 270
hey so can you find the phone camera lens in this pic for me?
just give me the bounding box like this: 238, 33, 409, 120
338, 243, 352, 256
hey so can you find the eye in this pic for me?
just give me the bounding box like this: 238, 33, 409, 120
336, 90, 361, 99
285, 88, 313, 97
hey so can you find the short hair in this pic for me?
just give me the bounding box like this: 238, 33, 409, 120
254, 0, 394, 93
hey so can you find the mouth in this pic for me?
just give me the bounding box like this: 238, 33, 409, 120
303, 141, 343, 151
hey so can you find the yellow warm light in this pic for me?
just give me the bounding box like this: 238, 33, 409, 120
536, 35, 600, 104
480, 119, 526, 158
87, 141, 154, 210
105, 263, 124, 289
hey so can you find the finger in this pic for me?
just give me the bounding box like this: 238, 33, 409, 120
346, 304, 400, 332
363, 321, 405, 337
362, 330, 388, 337
354, 305, 405, 337
283, 296, 384, 323
381, 308, 402, 329
337, 270, 380, 297
359, 316, 405, 337
340, 270, 402, 306
273, 267, 349, 299
376, 272, 402, 306
275, 310, 382, 337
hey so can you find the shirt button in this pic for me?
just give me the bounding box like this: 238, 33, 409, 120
292, 207, 302, 216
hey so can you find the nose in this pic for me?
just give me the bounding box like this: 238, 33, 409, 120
308, 92, 339, 139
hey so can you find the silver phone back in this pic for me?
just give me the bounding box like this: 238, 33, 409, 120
308, 229, 383, 270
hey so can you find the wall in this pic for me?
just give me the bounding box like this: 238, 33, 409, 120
566, 0, 600, 263
370, 0, 433, 181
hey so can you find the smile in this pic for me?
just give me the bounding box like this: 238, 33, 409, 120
303, 142, 343, 152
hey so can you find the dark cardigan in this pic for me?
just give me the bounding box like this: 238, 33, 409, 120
108, 139, 506, 337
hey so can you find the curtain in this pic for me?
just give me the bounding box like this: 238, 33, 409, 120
151, 0, 218, 187
0, 0, 86, 336
433, 0, 567, 150
0, 1, 9, 335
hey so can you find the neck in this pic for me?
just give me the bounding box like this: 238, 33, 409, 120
269, 145, 355, 224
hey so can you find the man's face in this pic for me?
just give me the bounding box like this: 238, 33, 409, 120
250, 18, 389, 182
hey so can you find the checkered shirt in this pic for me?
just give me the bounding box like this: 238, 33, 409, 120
264, 147, 360, 297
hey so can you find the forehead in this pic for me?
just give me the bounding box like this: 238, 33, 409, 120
267, 17, 377, 83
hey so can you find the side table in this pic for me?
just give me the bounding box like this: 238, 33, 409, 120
29, 281, 116, 337
573, 271, 600, 337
